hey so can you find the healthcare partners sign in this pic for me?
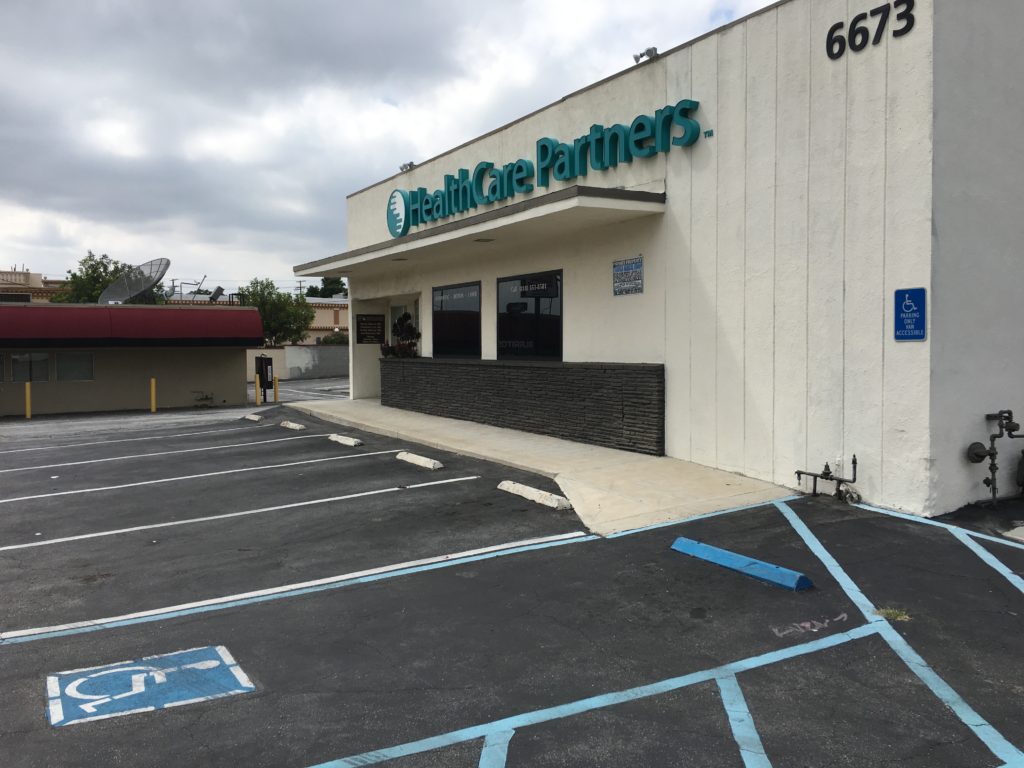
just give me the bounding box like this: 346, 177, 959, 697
386, 98, 701, 238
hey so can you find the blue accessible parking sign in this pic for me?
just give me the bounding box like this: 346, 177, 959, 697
46, 646, 255, 727
895, 288, 927, 341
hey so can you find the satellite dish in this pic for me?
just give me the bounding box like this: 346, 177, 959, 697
97, 258, 171, 304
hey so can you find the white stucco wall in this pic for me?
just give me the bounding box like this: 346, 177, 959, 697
658, 0, 934, 509
341, 0, 939, 513
930, 0, 1024, 511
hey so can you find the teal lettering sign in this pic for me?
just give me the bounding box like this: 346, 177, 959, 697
385, 99, 701, 238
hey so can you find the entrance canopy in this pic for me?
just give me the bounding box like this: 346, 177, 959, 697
295, 185, 665, 279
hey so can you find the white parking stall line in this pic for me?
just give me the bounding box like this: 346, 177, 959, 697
1, 531, 591, 642
0, 450, 402, 506
0, 434, 331, 474
0, 477, 482, 551
0, 425, 268, 455
278, 387, 350, 398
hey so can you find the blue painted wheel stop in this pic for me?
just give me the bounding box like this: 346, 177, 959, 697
670, 536, 814, 591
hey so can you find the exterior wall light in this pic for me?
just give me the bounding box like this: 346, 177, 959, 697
633, 47, 659, 63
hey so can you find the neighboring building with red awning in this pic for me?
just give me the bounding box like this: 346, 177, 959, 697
0, 304, 262, 416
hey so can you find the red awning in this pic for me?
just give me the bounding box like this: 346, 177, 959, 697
0, 304, 263, 347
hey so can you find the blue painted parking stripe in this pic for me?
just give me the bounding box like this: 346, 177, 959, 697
716, 675, 772, 768
606, 496, 802, 538
950, 529, 1024, 595
671, 537, 812, 590
855, 502, 1024, 552
0, 533, 596, 645
478, 730, 514, 768
305, 625, 877, 767
775, 501, 1024, 766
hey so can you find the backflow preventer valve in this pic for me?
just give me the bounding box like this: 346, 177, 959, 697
796, 456, 859, 502
966, 410, 1023, 505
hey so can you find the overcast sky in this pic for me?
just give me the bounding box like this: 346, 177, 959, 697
1, 0, 772, 294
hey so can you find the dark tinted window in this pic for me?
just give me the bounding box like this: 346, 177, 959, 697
432, 282, 481, 358
497, 271, 562, 360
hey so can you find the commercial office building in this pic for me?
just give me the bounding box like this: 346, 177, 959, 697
296, 0, 1024, 516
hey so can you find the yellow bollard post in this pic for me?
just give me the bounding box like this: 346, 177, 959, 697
150, 377, 157, 413
273, 375, 279, 403
255, 374, 262, 406
24, 381, 31, 420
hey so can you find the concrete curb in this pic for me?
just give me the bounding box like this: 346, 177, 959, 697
280, 421, 306, 431
498, 480, 573, 510
328, 433, 364, 447
397, 451, 444, 470
670, 536, 814, 591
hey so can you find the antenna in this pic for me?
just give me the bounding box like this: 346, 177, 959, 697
97, 258, 171, 304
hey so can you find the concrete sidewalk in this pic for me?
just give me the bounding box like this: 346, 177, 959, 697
286, 399, 792, 535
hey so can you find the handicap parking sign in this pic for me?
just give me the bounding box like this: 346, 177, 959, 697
46, 646, 255, 727
895, 287, 927, 341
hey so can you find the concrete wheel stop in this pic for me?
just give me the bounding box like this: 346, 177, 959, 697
670, 536, 813, 591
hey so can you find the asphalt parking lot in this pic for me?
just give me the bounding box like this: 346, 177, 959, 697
1, 407, 1022, 767
248, 377, 350, 404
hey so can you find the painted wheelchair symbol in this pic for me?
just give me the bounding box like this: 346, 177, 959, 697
47, 645, 255, 726
902, 294, 918, 313
64, 659, 221, 714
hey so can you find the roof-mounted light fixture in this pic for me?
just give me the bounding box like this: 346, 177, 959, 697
399, 161, 416, 172
633, 47, 659, 64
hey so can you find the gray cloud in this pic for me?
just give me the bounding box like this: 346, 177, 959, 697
0, 0, 772, 286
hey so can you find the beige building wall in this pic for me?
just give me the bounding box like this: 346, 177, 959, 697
0, 348, 248, 417
339, 0, 939, 514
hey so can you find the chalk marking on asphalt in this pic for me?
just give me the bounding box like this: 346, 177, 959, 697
0, 425, 268, 455
0, 450, 402, 506
497, 480, 571, 510
855, 502, 1024, 552
0, 434, 330, 474
0, 476, 482, 551
0, 531, 593, 644
396, 452, 444, 470
950, 528, 1024, 595
478, 730, 515, 768
304, 625, 878, 767
776, 500, 1024, 766
716, 674, 772, 768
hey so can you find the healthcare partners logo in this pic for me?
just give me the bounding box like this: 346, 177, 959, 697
386, 189, 410, 238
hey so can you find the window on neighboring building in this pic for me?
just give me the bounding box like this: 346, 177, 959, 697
432, 282, 481, 358
56, 352, 95, 381
497, 270, 562, 360
12, 352, 50, 382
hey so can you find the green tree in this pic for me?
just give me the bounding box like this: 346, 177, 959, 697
237, 278, 316, 346
305, 276, 347, 298
52, 251, 165, 304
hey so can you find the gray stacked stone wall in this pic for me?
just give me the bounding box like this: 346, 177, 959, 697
379, 358, 664, 455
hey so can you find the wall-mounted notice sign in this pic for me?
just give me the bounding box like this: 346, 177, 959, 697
895, 288, 926, 341
356, 314, 386, 345
613, 256, 644, 296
